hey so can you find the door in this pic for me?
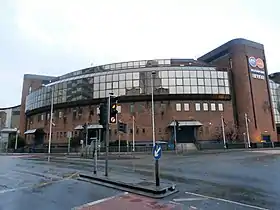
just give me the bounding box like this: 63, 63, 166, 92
262, 135, 271, 143
177, 127, 196, 143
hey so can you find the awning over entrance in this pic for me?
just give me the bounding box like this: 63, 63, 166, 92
169, 120, 203, 127
24, 128, 45, 135
87, 124, 103, 129
74, 124, 103, 130
1, 128, 17, 133
24, 129, 37, 134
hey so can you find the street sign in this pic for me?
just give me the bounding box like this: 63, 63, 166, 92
110, 117, 116, 123
152, 144, 162, 160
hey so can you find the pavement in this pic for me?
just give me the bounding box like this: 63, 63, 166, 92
1, 149, 280, 209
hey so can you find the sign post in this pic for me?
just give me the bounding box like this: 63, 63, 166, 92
152, 144, 162, 187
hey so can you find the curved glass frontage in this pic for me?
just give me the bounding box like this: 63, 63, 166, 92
269, 80, 280, 123
25, 63, 230, 112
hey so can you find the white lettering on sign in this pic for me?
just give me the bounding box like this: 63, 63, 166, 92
250, 69, 265, 75
251, 73, 265, 80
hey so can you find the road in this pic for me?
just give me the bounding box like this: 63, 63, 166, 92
0, 155, 179, 210
0, 150, 280, 209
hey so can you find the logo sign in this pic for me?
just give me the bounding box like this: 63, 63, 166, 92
153, 144, 162, 160
248, 57, 257, 68
251, 73, 265, 80
256, 58, 264, 69
248, 56, 264, 69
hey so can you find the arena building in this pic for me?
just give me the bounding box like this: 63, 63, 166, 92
19, 38, 279, 147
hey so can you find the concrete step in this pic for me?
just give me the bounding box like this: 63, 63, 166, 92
176, 143, 198, 152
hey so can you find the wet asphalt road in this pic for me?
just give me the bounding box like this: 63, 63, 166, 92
0, 155, 122, 210
1, 150, 280, 210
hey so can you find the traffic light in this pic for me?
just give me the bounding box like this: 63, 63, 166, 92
109, 97, 118, 124
98, 103, 107, 126
118, 121, 127, 133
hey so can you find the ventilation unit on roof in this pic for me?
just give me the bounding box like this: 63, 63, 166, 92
146, 60, 158, 67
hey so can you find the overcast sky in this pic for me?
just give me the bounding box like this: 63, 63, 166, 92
0, 0, 279, 107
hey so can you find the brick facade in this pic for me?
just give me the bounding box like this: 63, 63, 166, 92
199, 38, 277, 142
21, 38, 278, 146
25, 100, 233, 145
19, 75, 55, 135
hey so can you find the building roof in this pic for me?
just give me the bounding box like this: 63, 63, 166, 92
24, 74, 57, 81
198, 38, 264, 63
269, 72, 280, 84
0, 104, 20, 111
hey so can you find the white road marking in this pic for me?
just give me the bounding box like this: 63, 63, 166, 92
173, 198, 207, 202
249, 150, 280, 154
72, 192, 129, 210
185, 192, 269, 210
0, 186, 30, 194
0, 172, 78, 195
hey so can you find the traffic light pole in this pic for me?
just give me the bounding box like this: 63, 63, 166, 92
105, 95, 111, 177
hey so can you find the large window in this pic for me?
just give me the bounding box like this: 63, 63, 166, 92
25, 66, 231, 111
218, 103, 224, 111
195, 103, 201, 111
176, 103, 181, 111
203, 103, 209, 111
269, 80, 280, 123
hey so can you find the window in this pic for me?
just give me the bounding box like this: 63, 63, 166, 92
184, 103, 189, 111
28, 86, 32, 94
210, 103, 216, 111
218, 103, 224, 111
142, 128, 145, 133
176, 103, 181, 111
195, 103, 201, 111
130, 104, 134, 113
203, 103, 208, 111
73, 110, 77, 120
59, 111, 63, 119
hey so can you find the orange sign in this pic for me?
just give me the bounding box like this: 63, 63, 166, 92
256, 58, 264, 69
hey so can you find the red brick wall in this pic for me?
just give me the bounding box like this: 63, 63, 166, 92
26, 100, 234, 145
230, 45, 276, 142
19, 77, 44, 135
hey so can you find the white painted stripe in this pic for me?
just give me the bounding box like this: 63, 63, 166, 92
185, 192, 268, 210
173, 198, 207, 202
0, 186, 30, 194
0, 172, 77, 195
72, 192, 128, 210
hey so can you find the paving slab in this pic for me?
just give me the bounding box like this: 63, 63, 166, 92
73, 192, 181, 210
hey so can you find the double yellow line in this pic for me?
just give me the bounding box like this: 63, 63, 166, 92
35, 172, 79, 188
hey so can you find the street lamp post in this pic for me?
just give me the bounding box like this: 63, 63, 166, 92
48, 86, 54, 156
14, 128, 19, 150
245, 113, 251, 148
151, 71, 156, 147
